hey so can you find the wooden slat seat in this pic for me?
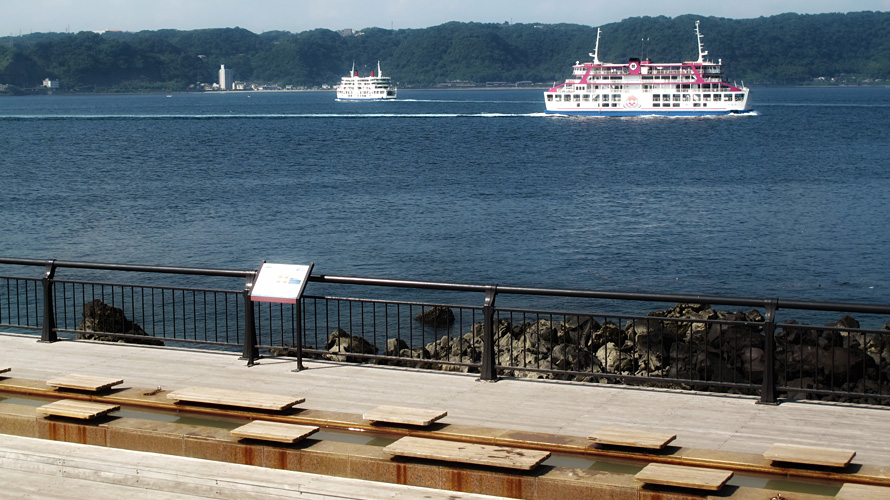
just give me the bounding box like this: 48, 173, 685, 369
588, 427, 676, 450
167, 386, 304, 412
383, 436, 550, 471
836, 483, 890, 500
230, 420, 319, 443
635, 463, 733, 491
47, 374, 123, 392
363, 405, 447, 426
36, 399, 120, 420
764, 443, 856, 468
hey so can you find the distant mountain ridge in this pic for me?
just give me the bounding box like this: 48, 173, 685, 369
1, 11, 888, 92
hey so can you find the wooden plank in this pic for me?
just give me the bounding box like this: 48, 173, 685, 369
47, 374, 123, 392
635, 463, 733, 491
836, 483, 890, 500
383, 436, 550, 471
363, 405, 447, 426
588, 427, 676, 449
230, 420, 319, 443
36, 399, 120, 420
764, 443, 856, 468
166, 386, 304, 411
0, 367, 10, 374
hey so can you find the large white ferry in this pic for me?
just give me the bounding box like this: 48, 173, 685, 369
336, 61, 397, 101
544, 21, 750, 116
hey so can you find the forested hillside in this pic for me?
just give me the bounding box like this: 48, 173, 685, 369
1, 11, 888, 92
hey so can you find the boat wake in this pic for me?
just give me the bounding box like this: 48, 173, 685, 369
396, 99, 536, 104
0, 112, 548, 120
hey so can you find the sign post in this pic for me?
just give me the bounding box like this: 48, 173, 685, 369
250, 262, 314, 370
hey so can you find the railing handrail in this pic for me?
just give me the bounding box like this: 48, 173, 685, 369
3, 256, 890, 405
0, 257, 252, 278
4, 257, 890, 316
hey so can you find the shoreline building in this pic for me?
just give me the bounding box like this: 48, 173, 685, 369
218, 65, 234, 91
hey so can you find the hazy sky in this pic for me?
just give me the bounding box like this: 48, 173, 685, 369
3, 0, 889, 35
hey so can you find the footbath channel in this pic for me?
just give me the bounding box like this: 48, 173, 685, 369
0, 390, 849, 497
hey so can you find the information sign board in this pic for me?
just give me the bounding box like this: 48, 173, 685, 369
250, 262, 314, 304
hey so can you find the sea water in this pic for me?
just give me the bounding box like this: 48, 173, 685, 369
1, 87, 889, 310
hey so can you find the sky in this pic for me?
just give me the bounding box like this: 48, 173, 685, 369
2, 0, 889, 36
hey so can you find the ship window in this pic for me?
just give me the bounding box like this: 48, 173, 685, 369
662, 94, 670, 101
693, 94, 701, 101
653, 95, 660, 102
582, 94, 590, 101
602, 95, 610, 102
612, 94, 620, 101
694, 103, 701, 107
713, 94, 722, 102
735, 93, 744, 101
672, 94, 680, 102
547, 94, 553, 101
683, 94, 690, 102
573, 94, 581, 102
653, 103, 660, 107
672, 103, 680, 107
703, 94, 711, 101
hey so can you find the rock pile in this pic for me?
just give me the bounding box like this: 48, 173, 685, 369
317, 303, 890, 404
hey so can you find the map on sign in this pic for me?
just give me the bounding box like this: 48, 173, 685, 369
250, 262, 314, 304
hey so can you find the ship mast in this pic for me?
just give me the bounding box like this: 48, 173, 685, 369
695, 20, 708, 64
588, 28, 602, 65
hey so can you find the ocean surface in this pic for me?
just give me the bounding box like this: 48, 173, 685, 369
2, 87, 890, 310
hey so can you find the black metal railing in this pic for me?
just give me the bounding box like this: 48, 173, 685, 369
2, 257, 889, 405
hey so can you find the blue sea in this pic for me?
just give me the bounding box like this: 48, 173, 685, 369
1, 87, 889, 309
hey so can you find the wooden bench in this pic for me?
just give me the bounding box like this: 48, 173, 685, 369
836, 483, 890, 500
363, 405, 447, 426
763, 443, 856, 468
635, 463, 733, 491
36, 399, 120, 420
588, 427, 676, 450
47, 374, 123, 392
230, 420, 319, 443
166, 386, 304, 412
383, 436, 550, 471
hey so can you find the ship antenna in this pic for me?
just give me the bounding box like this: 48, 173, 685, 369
588, 27, 602, 64
695, 20, 708, 63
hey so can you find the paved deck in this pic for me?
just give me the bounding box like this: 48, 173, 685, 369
3, 331, 890, 495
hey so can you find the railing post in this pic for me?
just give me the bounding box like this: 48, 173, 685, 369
758, 298, 779, 405
479, 284, 498, 382
292, 299, 305, 372
241, 271, 259, 366
39, 260, 58, 343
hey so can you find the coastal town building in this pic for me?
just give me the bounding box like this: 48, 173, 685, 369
218, 64, 234, 90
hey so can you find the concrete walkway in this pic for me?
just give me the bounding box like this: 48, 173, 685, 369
2, 330, 890, 470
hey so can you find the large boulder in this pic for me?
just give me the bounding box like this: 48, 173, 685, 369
414, 306, 455, 328
323, 328, 377, 362
77, 299, 163, 346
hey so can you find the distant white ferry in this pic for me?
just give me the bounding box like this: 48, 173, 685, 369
544, 21, 750, 116
336, 61, 397, 101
